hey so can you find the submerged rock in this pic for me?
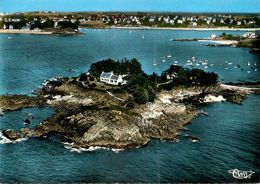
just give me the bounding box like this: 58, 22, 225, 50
24, 118, 31, 125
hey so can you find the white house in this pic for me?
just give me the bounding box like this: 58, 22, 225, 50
192, 22, 197, 26
211, 33, 217, 39
243, 31, 259, 39
177, 20, 183, 24
100, 71, 127, 85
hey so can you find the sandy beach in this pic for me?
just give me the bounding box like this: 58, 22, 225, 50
109, 26, 260, 31
0, 29, 53, 35
198, 39, 238, 45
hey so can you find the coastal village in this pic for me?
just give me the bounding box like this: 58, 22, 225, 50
0, 12, 260, 30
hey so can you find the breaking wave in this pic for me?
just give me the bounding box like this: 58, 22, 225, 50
0, 132, 28, 144
62, 142, 124, 153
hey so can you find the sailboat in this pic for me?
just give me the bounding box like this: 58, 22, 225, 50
153, 59, 157, 66
167, 54, 172, 58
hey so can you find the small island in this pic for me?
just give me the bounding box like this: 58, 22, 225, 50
1, 59, 259, 150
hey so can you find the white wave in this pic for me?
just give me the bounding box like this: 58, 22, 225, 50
191, 139, 199, 143
204, 95, 226, 103
0, 132, 28, 144
62, 142, 125, 153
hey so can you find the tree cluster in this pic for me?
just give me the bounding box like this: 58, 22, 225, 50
57, 20, 79, 29
89, 58, 144, 77
161, 65, 218, 87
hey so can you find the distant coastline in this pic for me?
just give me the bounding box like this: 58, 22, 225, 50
107, 26, 260, 31
1, 27, 260, 35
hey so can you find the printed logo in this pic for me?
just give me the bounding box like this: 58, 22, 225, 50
228, 169, 255, 179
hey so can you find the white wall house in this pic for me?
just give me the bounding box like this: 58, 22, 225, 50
100, 71, 127, 85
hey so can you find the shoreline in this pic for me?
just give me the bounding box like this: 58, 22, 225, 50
198, 39, 238, 45
0, 29, 53, 35
96, 26, 260, 31
1, 27, 260, 35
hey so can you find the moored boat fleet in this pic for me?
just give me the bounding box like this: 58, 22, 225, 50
152, 54, 259, 73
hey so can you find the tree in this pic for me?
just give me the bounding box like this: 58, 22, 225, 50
133, 88, 148, 104
79, 73, 87, 81
41, 19, 54, 29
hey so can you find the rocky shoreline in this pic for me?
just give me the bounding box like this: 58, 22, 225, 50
1, 74, 259, 150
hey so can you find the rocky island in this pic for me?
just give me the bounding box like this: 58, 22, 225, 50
1, 59, 259, 151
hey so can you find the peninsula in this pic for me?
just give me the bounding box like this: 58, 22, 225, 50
1, 59, 259, 150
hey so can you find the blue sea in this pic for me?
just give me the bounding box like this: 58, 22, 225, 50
0, 29, 259, 183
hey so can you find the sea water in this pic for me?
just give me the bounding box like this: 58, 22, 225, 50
0, 29, 259, 182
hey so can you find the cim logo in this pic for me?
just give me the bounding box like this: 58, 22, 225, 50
228, 169, 255, 179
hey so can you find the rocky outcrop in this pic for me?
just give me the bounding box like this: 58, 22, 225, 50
1, 77, 259, 150
0, 95, 46, 112
2, 129, 22, 140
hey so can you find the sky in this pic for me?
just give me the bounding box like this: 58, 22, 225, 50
0, 0, 260, 13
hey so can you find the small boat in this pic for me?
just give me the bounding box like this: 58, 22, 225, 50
210, 64, 214, 67
142, 34, 145, 39
228, 62, 233, 65
247, 71, 251, 73
8, 37, 12, 40
196, 63, 200, 66
167, 54, 172, 58
202, 60, 208, 65
224, 68, 229, 70
153, 59, 157, 66
162, 59, 166, 63
204, 66, 208, 69
248, 61, 251, 66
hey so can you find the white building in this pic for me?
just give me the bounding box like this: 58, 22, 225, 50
192, 22, 197, 26
211, 33, 217, 39
243, 32, 256, 39
177, 20, 183, 24
100, 71, 127, 85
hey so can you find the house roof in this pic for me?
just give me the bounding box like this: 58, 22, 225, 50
110, 75, 119, 80
100, 72, 112, 78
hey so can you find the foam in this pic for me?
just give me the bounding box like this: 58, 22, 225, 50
0, 132, 28, 144
204, 95, 226, 103
62, 142, 124, 153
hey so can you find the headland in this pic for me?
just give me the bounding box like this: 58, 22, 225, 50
1, 59, 259, 150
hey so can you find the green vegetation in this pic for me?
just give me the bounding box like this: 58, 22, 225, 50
220, 32, 243, 41
238, 38, 260, 49
88, 59, 219, 106
89, 58, 144, 77
57, 21, 79, 29
161, 65, 218, 87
